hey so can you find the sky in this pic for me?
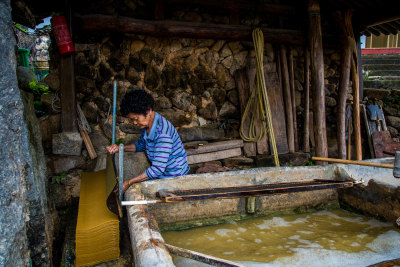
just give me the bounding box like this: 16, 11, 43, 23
28, 16, 51, 34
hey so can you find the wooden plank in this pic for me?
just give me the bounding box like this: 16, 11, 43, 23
288, 47, 298, 151
312, 156, 394, 169
303, 48, 310, 152
248, 66, 269, 155
264, 71, 289, 154
308, 0, 328, 161
185, 140, 243, 155
279, 45, 295, 153
159, 180, 354, 202
187, 148, 242, 165
165, 243, 246, 267
235, 69, 257, 157
79, 129, 97, 159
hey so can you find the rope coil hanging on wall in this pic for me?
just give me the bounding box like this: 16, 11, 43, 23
240, 28, 280, 167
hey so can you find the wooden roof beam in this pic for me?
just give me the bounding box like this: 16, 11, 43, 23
164, 0, 296, 16
75, 14, 306, 45
373, 25, 391, 35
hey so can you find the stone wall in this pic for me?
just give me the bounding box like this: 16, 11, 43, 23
0, 0, 53, 266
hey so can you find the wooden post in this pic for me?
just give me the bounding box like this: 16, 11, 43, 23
303, 48, 310, 152
288, 47, 298, 151
308, 0, 328, 161
60, 4, 77, 132
351, 56, 362, 160
279, 45, 295, 153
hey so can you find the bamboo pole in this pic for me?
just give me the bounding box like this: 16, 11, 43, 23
308, 0, 328, 161
280, 45, 295, 153
303, 48, 310, 152
351, 56, 362, 160
312, 157, 394, 169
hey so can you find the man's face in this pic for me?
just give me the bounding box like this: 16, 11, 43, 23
127, 112, 150, 129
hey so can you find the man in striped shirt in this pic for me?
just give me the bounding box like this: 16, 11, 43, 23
106, 89, 189, 193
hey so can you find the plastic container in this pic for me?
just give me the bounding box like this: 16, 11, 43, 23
17, 48, 30, 67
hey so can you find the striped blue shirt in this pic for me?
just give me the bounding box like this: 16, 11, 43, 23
134, 112, 190, 179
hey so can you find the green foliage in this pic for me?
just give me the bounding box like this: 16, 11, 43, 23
54, 173, 68, 184
107, 137, 125, 145
29, 80, 51, 95
307, 160, 314, 166
14, 23, 29, 34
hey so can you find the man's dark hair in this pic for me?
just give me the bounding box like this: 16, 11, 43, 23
120, 89, 154, 116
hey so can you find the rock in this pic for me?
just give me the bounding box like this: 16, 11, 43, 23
383, 106, 400, 117
40, 114, 61, 152
49, 155, 86, 174
227, 90, 239, 106
40, 93, 55, 110
388, 126, 399, 137
326, 96, 337, 107
49, 170, 81, 208
218, 101, 238, 119
222, 156, 254, 168
227, 42, 243, 54
144, 65, 162, 91
330, 52, 341, 61
17, 66, 37, 91
140, 49, 155, 65
185, 55, 199, 71
131, 40, 145, 53
189, 76, 205, 95
145, 36, 161, 50
255, 152, 310, 167
119, 123, 141, 134
126, 67, 141, 84
170, 39, 182, 52
196, 162, 228, 173
183, 12, 202, 22
52, 132, 83, 156
123, 134, 141, 145
155, 96, 172, 110
211, 40, 225, 52
208, 87, 226, 107
117, 152, 150, 180
86, 153, 108, 172
220, 45, 232, 58
164, 66, 181, 88
158, 109, 192, 127
221, 55, 233, 69
88, 128, 109, 154
81, 101, 99, 123
386, 116, 400, 130
215, 64, 226, 87
199, 102, 218, 120
178, 126, 224, 142
295, 80, 303, 91
171, 89, 192, 111
42, 72, 60, 90
233, 51, 248, 69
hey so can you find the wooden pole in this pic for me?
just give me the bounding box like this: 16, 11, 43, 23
351, 55, 362, 160
303, 48, 310, 152
288, 47, 298, 151
308, 0, 328, 161
312, 157, 394, 169
279, 45, 295, 153
347, 116, 352, 160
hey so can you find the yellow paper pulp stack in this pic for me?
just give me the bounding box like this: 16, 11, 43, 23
76, 169, 120, 266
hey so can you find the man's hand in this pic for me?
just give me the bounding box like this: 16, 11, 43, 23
106, 144, 119, 154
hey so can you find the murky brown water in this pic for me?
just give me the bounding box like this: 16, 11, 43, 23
163, 209, 400, 266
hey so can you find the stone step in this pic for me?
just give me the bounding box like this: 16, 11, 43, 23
362, 54, 400, 60
371, 76, 400, 80
363, 80, 400, 90
366, 70, 400, 76
362, 59, 400, 65
363, 64, 400, 70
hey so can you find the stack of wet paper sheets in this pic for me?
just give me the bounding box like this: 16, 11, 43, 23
76, 169, 120, 266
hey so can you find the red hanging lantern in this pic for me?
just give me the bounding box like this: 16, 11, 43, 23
51, 16, 75, 55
